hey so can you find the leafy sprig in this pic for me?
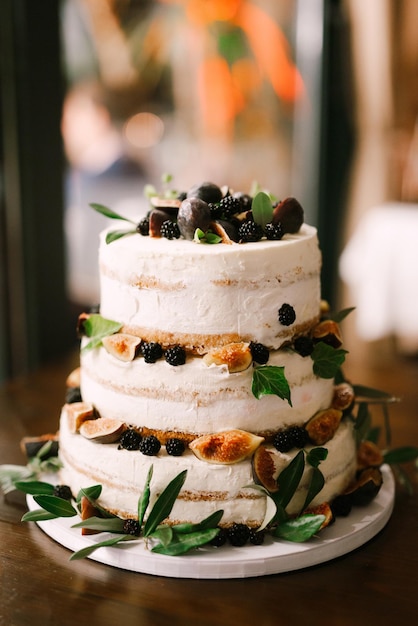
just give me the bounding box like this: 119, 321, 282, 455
81, 314, 122, 354
252, 365, 292, 405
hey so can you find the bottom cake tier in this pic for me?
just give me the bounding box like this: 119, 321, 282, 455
59, 413, 357, 528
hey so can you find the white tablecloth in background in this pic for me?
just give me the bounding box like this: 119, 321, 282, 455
339, 203, 418, 347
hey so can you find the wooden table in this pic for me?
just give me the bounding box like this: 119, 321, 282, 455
1, 350, 418, 626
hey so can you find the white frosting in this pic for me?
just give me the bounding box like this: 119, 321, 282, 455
80, 344, 334, 435
59, 415, 356, 526
98, 224, 321, 350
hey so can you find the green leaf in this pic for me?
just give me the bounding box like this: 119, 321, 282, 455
252, 365, 292, 405
273, 514, 325, 542
0, 465, 34, 494
354, 402, 372, 444
33, 495, 77, 518
90, 203, 135, 223
172, 510, 224, 534
258, 494, 278, 531
149, 525, 173, 547
22, 509, 58, 522
331, 307, 356, 323
251, 191, 273, 229
13, 480, 55, 496
71, 516, 125, 533
383, 446, 418, 465
81, 314, 122, 354
144, 183, 157, 198
151, 528, 220, 556
143, 470, 187, 537
311, 343, 348, 379
306, 447, 328, 468
70, 535, 136, 561
138, 466, 153, 527
275, 450, 305, 509
301, 467, 325, 511
105, 229, 137, 244
194, 228, 222, 244
76, 484, 102, 503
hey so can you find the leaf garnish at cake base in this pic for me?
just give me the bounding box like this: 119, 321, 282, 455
189, 430, 264, 464
143, 470, 187, 537
81, 314, 123, 354
22, 495, 77, 522
251, 191, 274, 229
151, 528, 220, 556
252, 365, 292, 405
72, 516, 126, 533
138, 465, 153, 527
273, 514, 326, 543
310, 343, 348, 379
70, 535, 137, 561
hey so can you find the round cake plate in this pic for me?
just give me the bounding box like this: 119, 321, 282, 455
27, 465, 395, 579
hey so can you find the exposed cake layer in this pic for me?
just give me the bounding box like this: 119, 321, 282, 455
98, 224, 321, 353
80, 344, 334, 439
59, 415, 356, 527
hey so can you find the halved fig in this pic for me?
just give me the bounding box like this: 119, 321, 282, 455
303, 502, 334, 529
203, 342, 252, 373
102, 333, 141, 362
150, 196, 181, 210
252, 445, 279, 493
312, 319, 343, 348
64, 402, 97, 433
357, 440, 384, 470
305, 408, 343, 445
332, 382, 355, 412
189, 429, 264, 464
79, 417, 126, 443
210, 220, 238, 243
149, 209, 173, 237
345, 467, 383, 506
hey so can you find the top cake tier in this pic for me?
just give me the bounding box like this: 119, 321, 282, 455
98, 223, 321, 354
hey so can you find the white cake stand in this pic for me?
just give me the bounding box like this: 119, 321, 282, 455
27, 465, 395, 579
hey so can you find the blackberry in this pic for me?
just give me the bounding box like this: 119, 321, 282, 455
287, 426, 309, 449
160, 219, 181, 240
274, 426, 308, 452
136, 216, 150, 236
210, 527, 228, 547
208, 202, 223, 220
227, 523, 250, 547
53, 485, 73, 501
278, 303, 296, 326
141, 341, 163, 363
249, 341, 270, 365
219, 195, 242, 218
139, 435, 161, 456
273, 430, 294, 453
331, 494, 353, 517
165, 345, 186, 366
264, 221, 284, 240
123, 518, 141, 536
238, 220, 264, 243
294, 335, 314, 357
65, 386, 82, 404
119, 428, 142, 451
249, 528, 265, 546
166, 438, 185, 456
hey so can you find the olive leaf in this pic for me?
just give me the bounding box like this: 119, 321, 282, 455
70, 535, 136, 561
143, 470, 187, 537
71, 516, 126, 533
151, 528, 220, 556
106, 229, 137, 244
90, 203, 135, 223
383, 446, 418, 465
31, 495, 77, 518
138, 465, 153, 527
21, 509, 59, 522
301, 467, 325, 512
13, 480, 55, 496
273, 514, 325, 542
252, 365, 292, 405
251, 191, 274, 229
149, 525, 173, 547
274, 450, 305, 510
331, 307, 356, 323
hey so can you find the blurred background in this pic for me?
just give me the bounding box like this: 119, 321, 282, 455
1, 0, 417, 383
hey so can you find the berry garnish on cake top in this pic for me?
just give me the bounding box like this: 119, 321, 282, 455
90, 178, 305, 245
